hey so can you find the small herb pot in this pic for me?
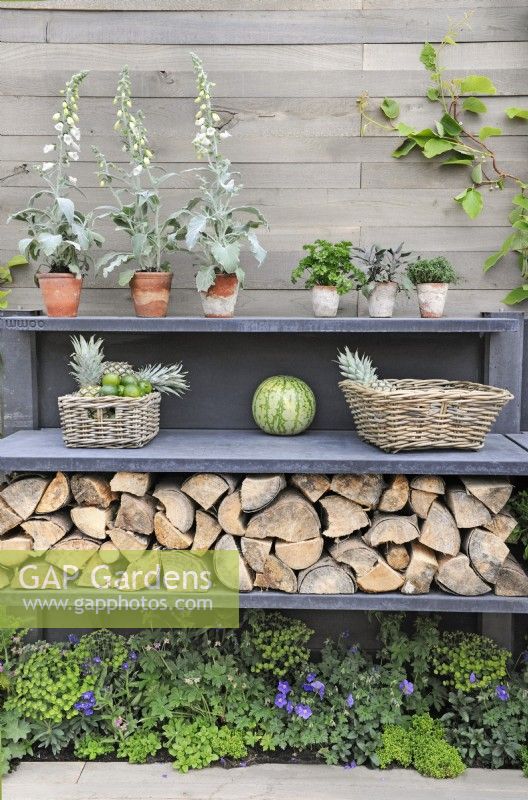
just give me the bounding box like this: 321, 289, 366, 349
130, 271, 173, 318
311, 285, 339, 317
38, 272, 83, 317
367, 281, 398, 318
416, 282, 449, 318
200, 273, 239, 318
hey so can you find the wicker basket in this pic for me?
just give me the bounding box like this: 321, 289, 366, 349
339, 379, 513, 453
58, 392, 161, 448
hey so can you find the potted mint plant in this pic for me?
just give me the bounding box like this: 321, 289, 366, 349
291, 239, 363, 317
181, 54, 268, 317
94, 67, 186, 317
8, 72, 103, 317
406, 256, 460, 318
352, 243, 413, 318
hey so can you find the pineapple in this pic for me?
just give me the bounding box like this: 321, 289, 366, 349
69, 335, 105, 396
336, 347, 392, 391
134, 363, 189, 396
102, 361, 133, 378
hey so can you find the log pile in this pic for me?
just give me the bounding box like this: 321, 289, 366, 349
0, 471, 526, 596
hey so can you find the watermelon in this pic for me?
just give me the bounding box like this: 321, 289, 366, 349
252, 375, 316, 436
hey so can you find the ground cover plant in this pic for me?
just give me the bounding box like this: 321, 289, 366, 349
0, 614, 526, 777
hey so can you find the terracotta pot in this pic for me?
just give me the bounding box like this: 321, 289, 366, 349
367, 281, 398, 318
130, 271, 173, 318
38, 272, 82, 317
311, 285, 339, 317
416, 282, 449, 318
200, 273, 239, 318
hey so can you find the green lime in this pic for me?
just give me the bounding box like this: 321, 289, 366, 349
101, 372, 120, 387
99, 385, 118, 397
123, 384, 141, 398
121, 373, 139, 385
138, 380, 152, 395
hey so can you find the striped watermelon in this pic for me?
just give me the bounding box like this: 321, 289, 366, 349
252, 375, 316, 436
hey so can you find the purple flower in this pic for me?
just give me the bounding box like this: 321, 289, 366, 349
306, 673, 316, 683
122, 662, 129, 671
399, 679, 414, 696
341, 630, 350, 639
346, 694, 355, 708
114, 716, 127, 730
68, 634, 79, 645
274, 693, 288, 709
74, 690, 96, 717
92, 656, 102, 665
469, 672, 477, 684
129, 651, 138, 661
219, 758, 226, 766
286, 701, 294, 714
344, 760, 357, 770
495, 684, 510, 702
238, 761, 247, 768
348, 645, 360, 655
81, 661, 91, 674
277, 680, 291, 695
295, 704, 313, 720
82, 691, 95, 701
310, 680, 325, 699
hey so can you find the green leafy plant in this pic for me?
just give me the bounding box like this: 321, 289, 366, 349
163, 719, 247, 772
0, 709, 33, 776
506, 489, 528, 561
406, 256, 460, 286
116, 730, 162, 763
432, 631, 509, 692
521, 746, 528, 778
8, 72, 104, 277
357, 13, 528, 304
240, 611, 313, 678
0, 255, 27, 309
94, 67, 186, 286
351, 243, 413, 296
178, 54, 267, 292
378, 714, 465, 778
74, 733, 115, 761
291, 239, 364, 295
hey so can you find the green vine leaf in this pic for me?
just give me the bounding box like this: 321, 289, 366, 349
459, 75, 497, 95
455, 188, 484, 219
426, 87, 440, 102
513, 194, 528, 211
462, 97, 487, 114
502, 285, 528, 305
442, 156, 474, 166
506, 107, 528, 120
440, 113, 462, 137
420, 42, 438, 72
471, 164, 483, 184
395, 122, 416, 136
478, 125, 502, 140
423, 138, 453, 158
380, 97, 400, 120
392, 139, 416, 158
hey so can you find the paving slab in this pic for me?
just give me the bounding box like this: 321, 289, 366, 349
3, 763, 527, 800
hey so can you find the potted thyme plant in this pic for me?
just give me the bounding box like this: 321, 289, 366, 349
181, 53, 268, 317
406, 256, 460, 318
291, 239, 364, 317
94, 67, 185, 317
352, 243, 413, 318
8, 72, 103, 317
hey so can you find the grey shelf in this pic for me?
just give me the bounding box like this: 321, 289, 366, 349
1, 428, 528, 474
0, 314, 521, 334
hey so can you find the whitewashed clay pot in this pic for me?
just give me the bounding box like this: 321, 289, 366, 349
200, 273, 239, 318
311, 285, 339, 317
416, 282, 449, 318
367, 281, 398, 318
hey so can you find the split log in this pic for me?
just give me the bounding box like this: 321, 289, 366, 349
109, 472, 151, 497
154, 512, 193, 549
240, 537, 273, 572
109, 528, 150, 561
71, 474, 116, 509
290, 473, 330, 503
298, 557, 356, 594
214, 533, 254, 592
401, 542, 438, 595
356, 558, 404, 593
240, 474, 286, 512
70, 506, 114, 541
484, 511, 518, 542
495, 554, 528, 596
181, 473, 230, 511
116, 493, 156, 535
246, 490, 320, 542
191, 511, 222, 551
409, 489, 437, 519
99, 540, 121, 564
435, 554, 491, 595
385, 543, 410, 572
463, 528, 509, 584
218, 474, 239, 494
460, 476, 513, 514
330, 537, 379, 577
254, 555, 297, 593
330, 474, 384, 508
378, 475, 409, 513
35, 472, 71, 513
47, 532, 100, 568
217, 491, 247, 537
22, 511, 72, 550
0, 497, 22, 536
0, 476, 49, 520
445, 488, 492, 529
366, 514, 419, 547
0, 533, 33, 567
152, 482, 194, 532
319, 494, 370, 538
410, 476, 445, 494
275, 537, 323, 570
51, 531, 100, 551
419, 500, 460, 556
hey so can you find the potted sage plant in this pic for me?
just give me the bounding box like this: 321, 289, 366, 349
352, 243, 413, 318
291, 239, 364, 317
181, 53, 268, 317
406, 256, 460, 318
8, 72, 103, 317
94, 67, 186, 317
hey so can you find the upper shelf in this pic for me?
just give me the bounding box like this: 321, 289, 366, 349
0, 314, 521, 334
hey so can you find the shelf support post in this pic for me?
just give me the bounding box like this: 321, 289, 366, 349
0, 327, 38, 436
480, 613, 514, 651
482, 312, 523, 434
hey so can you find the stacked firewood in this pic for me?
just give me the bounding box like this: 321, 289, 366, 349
0, 471, 526, 596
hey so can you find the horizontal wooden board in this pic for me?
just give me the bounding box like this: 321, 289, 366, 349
365, 0, 525, 6
1, 9, 527, 44
364, 42, 528, 71
361, 162, 523, 189
1, 1, 363, 8
359, 226, 513, 252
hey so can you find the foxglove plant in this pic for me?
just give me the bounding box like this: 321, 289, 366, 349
94, 67, 185, 287
182, 53, 268, 293
9, 72, 103, 276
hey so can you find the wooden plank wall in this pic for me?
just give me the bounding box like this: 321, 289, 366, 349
0, 0, 527, 316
